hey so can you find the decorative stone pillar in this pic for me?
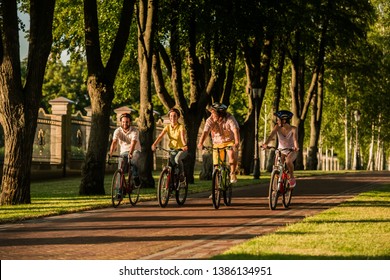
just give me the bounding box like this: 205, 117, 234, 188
49, 97, 74, 176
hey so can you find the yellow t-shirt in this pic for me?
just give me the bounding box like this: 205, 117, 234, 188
163, 123, 186, 149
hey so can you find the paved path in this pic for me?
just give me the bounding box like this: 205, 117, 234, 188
1, 172, 389, 260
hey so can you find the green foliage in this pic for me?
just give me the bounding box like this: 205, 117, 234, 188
41, 59, 89, 113
28, 0, 390, 169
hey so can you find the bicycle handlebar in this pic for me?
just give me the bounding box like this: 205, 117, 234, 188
106, 154, 134, 165
262, 146, 295, 152
156, 146, 183, 153
202, 146, 233, 151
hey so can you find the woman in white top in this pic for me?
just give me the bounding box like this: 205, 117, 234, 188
262, 110, 299, 187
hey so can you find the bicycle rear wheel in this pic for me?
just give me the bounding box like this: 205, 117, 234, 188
269, 170, 280, 210
212, 169, 221, 209
111, 169, 123, 208
175, 175, 188, 206
282, 180, 293, 208
223, 170, 232, 206
129, 176, 141, 206
157, 168, 171, 208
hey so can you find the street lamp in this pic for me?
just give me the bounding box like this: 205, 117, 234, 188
252, 88, 261, 179
353, 110, 361, 170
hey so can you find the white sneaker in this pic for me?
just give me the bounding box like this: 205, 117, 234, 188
230, 173, 237, 183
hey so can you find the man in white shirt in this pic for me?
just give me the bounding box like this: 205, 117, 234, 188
109, 113, 141, 186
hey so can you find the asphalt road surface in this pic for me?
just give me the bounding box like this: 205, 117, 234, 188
1, 171, 389, 260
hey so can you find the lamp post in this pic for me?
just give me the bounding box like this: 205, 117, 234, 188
252, 88, 261, 179
354, 110, 361, 170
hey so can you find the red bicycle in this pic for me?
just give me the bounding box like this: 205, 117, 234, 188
108, 154, 141, 207
156, 147, 188, 208
266, 147, 294, 210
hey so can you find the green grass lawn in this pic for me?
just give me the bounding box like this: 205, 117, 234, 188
213, 184, 390, 260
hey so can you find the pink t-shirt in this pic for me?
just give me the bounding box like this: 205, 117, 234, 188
203, 114, 239, 145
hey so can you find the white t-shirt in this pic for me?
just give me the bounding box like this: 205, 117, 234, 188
112, 126, 141, 154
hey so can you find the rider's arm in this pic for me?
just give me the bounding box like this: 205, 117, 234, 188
292, 126, 299, 151
232, 127, 240, 150
151, 129, 167, 151
109, 139, 118, 157
197, 130, 209, 149
198, 117, 213, 149
128, 139, 137, 158
262, 125, 278, 148
180, 127, 188, 151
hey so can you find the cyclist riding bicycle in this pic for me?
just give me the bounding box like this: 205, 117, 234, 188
197, 102, 240, 183
151, 107, 188, 184
109, 112, 141, 187
262, 110, 299, 188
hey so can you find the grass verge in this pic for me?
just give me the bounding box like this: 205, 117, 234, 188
213, 184, 390, 260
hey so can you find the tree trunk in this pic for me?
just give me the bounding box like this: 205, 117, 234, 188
79, 0, 134, 194
366, 123, 375, 171
307, 66, 324, 170
266, 42, 286, 172
0, 0, 55, 205
241, 36, 273, 175
79, 77, 113, 195
137, 0, 158, 188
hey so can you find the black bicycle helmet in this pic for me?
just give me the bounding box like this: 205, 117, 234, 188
119, 112, 132, 121
274, 110, 293, 120
211, 102, 228, 112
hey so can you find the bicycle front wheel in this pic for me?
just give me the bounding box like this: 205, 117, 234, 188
212, 169, 221, 209
157, 168, 171, 208
282, 179, 293, 208
129, 176, 141, 206
111, 169, 123, 208
223, 170, 232, 206
175, 175, 188, 206
269, 170, 280, 210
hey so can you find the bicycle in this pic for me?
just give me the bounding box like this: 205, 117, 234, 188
266, 147, 294, 210
156, 147, 188, 208
108, 154, 141, 207
203, 146, 233, 209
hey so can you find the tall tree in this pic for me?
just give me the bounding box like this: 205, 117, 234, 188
306, 66, 324, 170
0, 0, 55, 204
152, 0, 237, 182
79, 0, 135, 194
136, 0, 158, 188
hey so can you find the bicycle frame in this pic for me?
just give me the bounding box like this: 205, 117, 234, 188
156, 147, 188, 207
160, 148, 181, 189
204, 146, 233, 209
274, 149, 288, 193
109, 154, 140, 207
268, 147, 294, 210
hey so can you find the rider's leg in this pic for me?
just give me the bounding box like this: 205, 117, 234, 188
227, 148, 238, 183
175, 151, 188, 182
120, 152, 129, 173
131, 150, 141, 186
285, 152, 297, 187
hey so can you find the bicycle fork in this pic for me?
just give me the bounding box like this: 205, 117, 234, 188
278, 169, 287, 193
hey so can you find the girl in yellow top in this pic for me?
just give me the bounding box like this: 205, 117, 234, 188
151, 108, 188, 182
